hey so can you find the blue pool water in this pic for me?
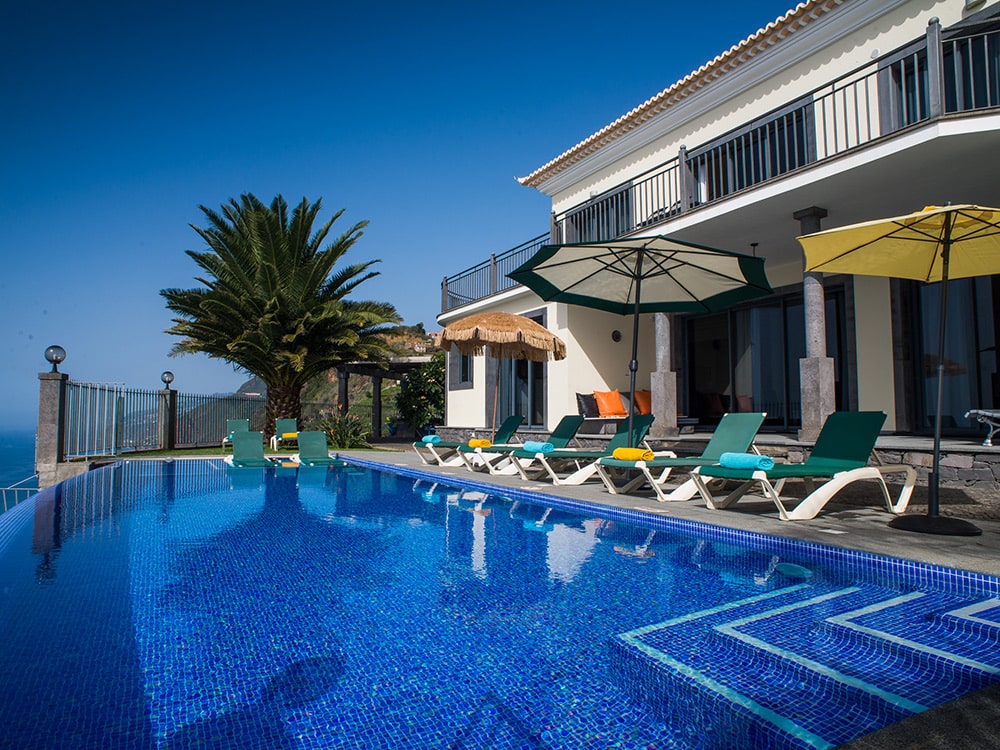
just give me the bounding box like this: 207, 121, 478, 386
0, 458, 998, 749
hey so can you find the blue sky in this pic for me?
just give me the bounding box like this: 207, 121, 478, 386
0, 0, 797, 427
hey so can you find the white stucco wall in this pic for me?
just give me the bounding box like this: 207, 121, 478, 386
544, 0, 986, 213
444, 354, 490, 429
554, 304, 654, 422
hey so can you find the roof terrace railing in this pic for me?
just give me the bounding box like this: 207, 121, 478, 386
441, 22, 999, 314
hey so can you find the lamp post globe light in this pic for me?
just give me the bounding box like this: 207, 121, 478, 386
161, 371, 175, 389
44, 345, 66, 373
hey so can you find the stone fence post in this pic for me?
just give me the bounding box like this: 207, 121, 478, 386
158, 387, 177, 450
36, 371, 69, 486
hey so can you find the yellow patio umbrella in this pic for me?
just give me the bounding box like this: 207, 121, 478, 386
799, 204, 1000, 537
435, 312, 567, 438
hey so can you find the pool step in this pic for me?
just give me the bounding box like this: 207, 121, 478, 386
611, 584, 1000, 750
929, 597, 1000, 640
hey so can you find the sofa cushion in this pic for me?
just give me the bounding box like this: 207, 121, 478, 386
576, 392, 600, 418
594, 389, 628, 418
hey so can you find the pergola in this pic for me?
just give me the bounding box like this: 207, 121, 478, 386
336, 356, 432, 438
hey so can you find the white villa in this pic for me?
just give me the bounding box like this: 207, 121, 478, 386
437, 0, 1000, 442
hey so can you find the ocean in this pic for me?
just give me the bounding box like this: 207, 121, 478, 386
0, 428, 39, 488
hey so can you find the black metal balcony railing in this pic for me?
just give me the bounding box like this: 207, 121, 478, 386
441, 24, 1000, 314
441, 234, 548, 311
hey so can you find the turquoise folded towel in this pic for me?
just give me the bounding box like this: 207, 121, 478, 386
522, 440, 554, 453
421, 435, 441, 444
719, 452, 774, 470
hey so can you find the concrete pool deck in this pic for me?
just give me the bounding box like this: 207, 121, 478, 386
341, 443, 1000, 750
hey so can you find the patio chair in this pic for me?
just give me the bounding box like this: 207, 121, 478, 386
270, 418, 299, 451
411, 415, 524, 467
457, 414, 586, 475
508, 414, 655, 486
224, 431, 276, 468
222, 419, 250, 450
965, 408, 1000, 446
594, 412, 766, 501
690, 411, 915, 521
291, 431, 346, 467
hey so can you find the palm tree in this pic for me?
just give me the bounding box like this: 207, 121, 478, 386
161, 193, 400, 439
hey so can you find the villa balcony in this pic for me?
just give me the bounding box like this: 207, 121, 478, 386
441, 21, 1000, 315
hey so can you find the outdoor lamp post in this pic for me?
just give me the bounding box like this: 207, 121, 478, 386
44, 345, 66, 373
159, 371, 177, 450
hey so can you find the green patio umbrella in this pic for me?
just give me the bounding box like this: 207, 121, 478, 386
508, 235, 773, 445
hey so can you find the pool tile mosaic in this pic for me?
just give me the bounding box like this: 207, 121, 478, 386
0, 458, 997, 749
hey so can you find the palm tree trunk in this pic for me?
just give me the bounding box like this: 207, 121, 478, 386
265, 384, 303, 441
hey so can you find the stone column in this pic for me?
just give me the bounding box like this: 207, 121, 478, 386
794, 206, 836, 442
36, 371, 68, 489
650, 312, 679, 438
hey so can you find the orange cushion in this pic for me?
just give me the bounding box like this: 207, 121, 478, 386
594, 389, 627, 417
633, 390, 652, 415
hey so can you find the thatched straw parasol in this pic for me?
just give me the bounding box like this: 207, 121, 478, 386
435, 312, 566, 435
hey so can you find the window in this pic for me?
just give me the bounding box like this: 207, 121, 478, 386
563, 185, 633, 243
495, 311, 549, 428
448, 351, 473, 391
685, 288, 845, 429
943, 30, 1000, 112
689, 99, 815, 204
878, 44, 929, 132
911, 276, 1000, 434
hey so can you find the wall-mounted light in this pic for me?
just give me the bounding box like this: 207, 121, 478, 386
44, 345, 66, 373
161, 371, 175, 389
611, 330, 622, 343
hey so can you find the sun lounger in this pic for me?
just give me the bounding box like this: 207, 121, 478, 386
457, 415, 585, 474
290, 431, 346, 466
411, 415, 524, 466
508, 414, 655, 486
222, 419, 250, 450
270, 418, 299, 451
690, 411, 915, 520
594, 412, 766, 501
224, 431, 276, 468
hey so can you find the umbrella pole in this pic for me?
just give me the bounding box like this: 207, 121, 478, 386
492, 357, 499, 441
889, 225, 981, 536
626, 253, 644, 448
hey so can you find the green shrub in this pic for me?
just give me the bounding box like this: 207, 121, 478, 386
395, 351, 445, 436
309, 413, 372, 449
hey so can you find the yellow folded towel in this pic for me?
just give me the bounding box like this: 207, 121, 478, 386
612, 447, 655, 461
468, 438, 492, 449
282, 432, 298, 439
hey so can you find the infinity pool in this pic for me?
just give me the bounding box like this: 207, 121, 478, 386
0, 459, 997, 749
